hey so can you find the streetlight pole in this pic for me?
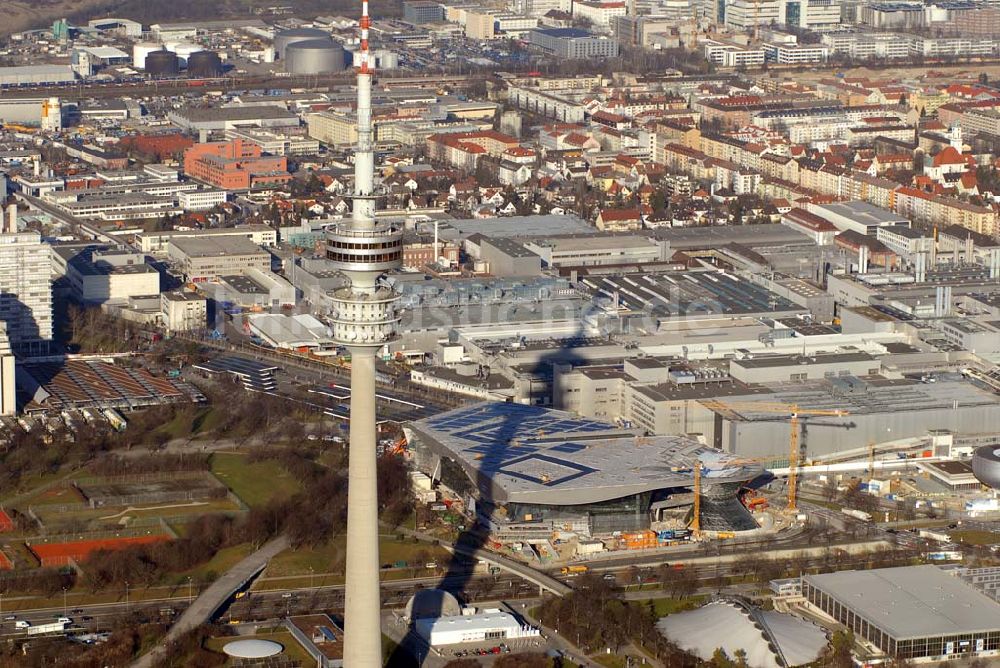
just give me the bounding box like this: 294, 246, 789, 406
187, 577, 193, 603
309, 566, 314, 590
62, 587, 67, 617
125, 582, 129, 612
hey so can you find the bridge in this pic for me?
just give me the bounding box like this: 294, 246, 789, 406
131, 535, 290, 668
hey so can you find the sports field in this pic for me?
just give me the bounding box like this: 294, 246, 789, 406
29, 534, 170, 566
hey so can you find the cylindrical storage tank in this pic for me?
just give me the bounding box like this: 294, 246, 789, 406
132, 42, 162, 69
187, 51, 223, 77
375, 49, 399, 70
144, 50, 180, 76
274, 28, 329, 60
166, 41, 200, 66
972, 445, 1000, 489
284, 39, 346, 75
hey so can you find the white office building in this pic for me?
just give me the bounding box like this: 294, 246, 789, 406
179, 189, 228, 211
0, 231, 52, 355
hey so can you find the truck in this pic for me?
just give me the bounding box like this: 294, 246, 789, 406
841, 508, 871, 522
560, 565, 589, 575
26, 621, 68, 636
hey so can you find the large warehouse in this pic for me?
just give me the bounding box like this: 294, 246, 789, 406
404, 402, 763, 535
802, 565, 1000, 662
0, 65, 76, 88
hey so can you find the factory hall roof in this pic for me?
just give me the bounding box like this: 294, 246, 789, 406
405, 402, 762, 505
804, 566, 1000, 639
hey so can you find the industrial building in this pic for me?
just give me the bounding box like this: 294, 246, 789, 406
523, 235, 670, 268
138, 224, 277, 255
526, 28, 621, 59
0, 65, 75, 88
707, 374, 1000, 459
802, 566, 1000, 661
51, 245, 160, 305
404, 402, 763, 535
168, 106, 301, 132
167, 236, 271, 282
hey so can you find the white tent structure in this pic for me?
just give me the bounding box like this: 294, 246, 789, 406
657, 600, 827, 668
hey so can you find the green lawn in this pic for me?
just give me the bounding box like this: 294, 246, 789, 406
951, 530, 999, 546
155, 406, 225, 440
173, 543, 253, 585
635, 595, 706, 617
210, 453, 301, 507
262, 535, 451, 582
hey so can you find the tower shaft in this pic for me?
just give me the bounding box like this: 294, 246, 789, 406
343, 348, 383, 665
332, 1, 401, 665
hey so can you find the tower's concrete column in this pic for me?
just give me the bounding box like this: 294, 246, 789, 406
343, 346, 383, 666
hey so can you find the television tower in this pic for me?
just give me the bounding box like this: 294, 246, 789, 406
325, 0, 401, 663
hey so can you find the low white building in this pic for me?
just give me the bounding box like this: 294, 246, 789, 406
415, 611, 540, 647
179, 189, 227, 211
161, 291, 207, 332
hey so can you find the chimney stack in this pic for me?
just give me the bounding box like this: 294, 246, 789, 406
5, 204, 15, 234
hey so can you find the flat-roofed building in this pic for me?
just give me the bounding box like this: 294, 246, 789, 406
524, 235, 668, 267
161, 291, 207, 332
183, 138, 291, 191
526, 28, 620, 59
480, 237, 543, 277
52, 245, 160, 305
810, 200, 909, 236
168, 105, 300, 132
168, 236, 270, 282
0, 231, 52, 355
138, 224, 277, 255
802, 565, 1000, 661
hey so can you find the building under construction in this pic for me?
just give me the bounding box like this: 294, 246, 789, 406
404, 402, 764, 535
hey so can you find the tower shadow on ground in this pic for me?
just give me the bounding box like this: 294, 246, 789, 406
386, 338, 592, 667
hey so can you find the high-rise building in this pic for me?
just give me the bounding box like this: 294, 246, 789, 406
327, 1, 403, 665
0, 323, 15, 416
0, 231, 52, 356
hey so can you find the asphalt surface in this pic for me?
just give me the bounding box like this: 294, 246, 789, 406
131, 534, 289, 668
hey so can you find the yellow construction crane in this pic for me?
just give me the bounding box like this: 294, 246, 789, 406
700, 401, 850, 511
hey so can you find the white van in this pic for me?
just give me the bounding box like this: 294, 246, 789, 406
14, 621, 30, 629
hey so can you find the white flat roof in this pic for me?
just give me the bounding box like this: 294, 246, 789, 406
415, 612, 522, 635
804, 565, 1000, 639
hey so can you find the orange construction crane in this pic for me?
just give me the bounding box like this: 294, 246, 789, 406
700, 401, 850, 511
